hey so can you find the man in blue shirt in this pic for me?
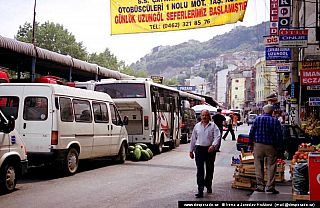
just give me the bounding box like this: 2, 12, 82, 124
248, 104, 282, 194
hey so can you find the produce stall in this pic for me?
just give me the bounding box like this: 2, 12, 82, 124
289, 143, 320, 201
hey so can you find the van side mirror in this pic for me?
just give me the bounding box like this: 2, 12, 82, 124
123, 116, 129, 125
4, 116, 15, 133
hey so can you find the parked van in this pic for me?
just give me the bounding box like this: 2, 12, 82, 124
0, 109, 27, 193
0, 83, 128, 175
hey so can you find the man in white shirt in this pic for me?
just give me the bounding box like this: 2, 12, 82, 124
189, 109, 221, 198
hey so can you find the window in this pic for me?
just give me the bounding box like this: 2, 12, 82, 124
110, 104, 121, 125
93, 102, 109, 123
60, 97, 73, 122
0, 96, 19, 119
235, 87, 238, 90
23, 97, 48, 120
235, 95, 238, 99
95, 83, 146, 98
74, 99, 92, 122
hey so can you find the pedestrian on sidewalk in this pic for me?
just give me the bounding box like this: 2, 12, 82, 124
222, 114, 235, 141
233, 114, 238, 131
189, 109, 221, 198
212, 109, 227, 150
248, 104, 283, 194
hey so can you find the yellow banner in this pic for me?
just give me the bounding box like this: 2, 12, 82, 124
110, 0, 249, 35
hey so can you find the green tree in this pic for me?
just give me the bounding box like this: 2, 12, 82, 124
16, 21, 87, 60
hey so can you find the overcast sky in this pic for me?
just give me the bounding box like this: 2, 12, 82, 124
0, 0, 270, 65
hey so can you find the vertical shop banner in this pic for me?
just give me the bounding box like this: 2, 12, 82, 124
110, 0, 248, 35
300, 61, 320, 85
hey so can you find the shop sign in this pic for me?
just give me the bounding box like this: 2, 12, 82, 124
276, 63, 291, 72
279, 29, 308, 48
151, 76, 163, 84
309, 97, 320, 106
270, 0, 278, 35
173, 86, 196, 91
257, 103, 264, 108
265, 46, 292, 60
283, 74, 289, 84
264, 36, 279, 46
300, 70, 320, 85
299, 61, 320, 86
307, 85, 320, 90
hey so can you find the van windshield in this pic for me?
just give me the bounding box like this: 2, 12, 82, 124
0, 96, 19, 119
95, 83, 146, 98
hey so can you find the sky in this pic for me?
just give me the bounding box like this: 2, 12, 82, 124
0, 0, 270, 65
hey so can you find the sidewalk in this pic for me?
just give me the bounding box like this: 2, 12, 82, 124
249, 163, 293, 201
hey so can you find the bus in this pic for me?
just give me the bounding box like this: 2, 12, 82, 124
229, 109, 244, 125
75, 78, 182, 154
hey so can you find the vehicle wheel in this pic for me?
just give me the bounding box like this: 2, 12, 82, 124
157, 137, 163, 154
114, 142, 126, 164
283, 149, 290, 160
0, 164, 17, 193
64, 148, 79, 175
169, 139, 176, 149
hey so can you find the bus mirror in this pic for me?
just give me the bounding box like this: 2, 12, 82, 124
123, 116, 129, 125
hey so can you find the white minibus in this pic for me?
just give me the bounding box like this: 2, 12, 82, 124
75, 78, 181, 154
0, 83, 128, 175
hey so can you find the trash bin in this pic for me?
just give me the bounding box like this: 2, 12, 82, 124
308, 152, 320, 201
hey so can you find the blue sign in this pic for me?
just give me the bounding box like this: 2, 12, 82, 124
173, 86, 196, 91
266, 47, 292, 60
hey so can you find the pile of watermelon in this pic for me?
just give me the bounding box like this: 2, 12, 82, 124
128, 143, 153, 161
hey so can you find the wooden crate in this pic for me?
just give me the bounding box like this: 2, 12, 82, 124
239, 149, 254, 164
264, 171, 285, 182
293, 193, 310, 201
298, 146, 315, 152
231, 181, 256, 190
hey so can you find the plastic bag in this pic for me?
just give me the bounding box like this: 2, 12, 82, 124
292, 161, 309, 195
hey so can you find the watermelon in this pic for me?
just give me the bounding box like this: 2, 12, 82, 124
128, 146, 135, 151
146, 148, 153, 159
140, 150, 150, 161
132, 148, 141, 161
136, 143, 148, 150
134, 144, 143, 150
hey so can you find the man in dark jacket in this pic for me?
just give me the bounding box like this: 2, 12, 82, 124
212, 109, 227, 151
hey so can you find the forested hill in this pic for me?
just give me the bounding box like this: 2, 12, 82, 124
130, 21, 270, 75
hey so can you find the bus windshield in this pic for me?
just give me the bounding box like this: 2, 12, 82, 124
95, 83, 146, 99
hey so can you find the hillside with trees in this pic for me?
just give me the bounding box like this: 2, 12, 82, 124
130, 21, 269, 76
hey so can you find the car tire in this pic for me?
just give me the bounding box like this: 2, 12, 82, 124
64, 148, 79, 175
0, 163, 17, 193
114, 142, 126, 164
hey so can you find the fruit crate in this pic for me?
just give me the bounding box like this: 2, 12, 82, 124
293, 193, 310, 201
264, 170, 285, 182
298, 146, 316, 152
239, 149, 254, 164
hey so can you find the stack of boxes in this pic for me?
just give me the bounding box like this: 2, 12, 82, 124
232, 149, 285, 190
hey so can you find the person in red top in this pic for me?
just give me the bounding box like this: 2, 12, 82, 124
233, 115, 238, 131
